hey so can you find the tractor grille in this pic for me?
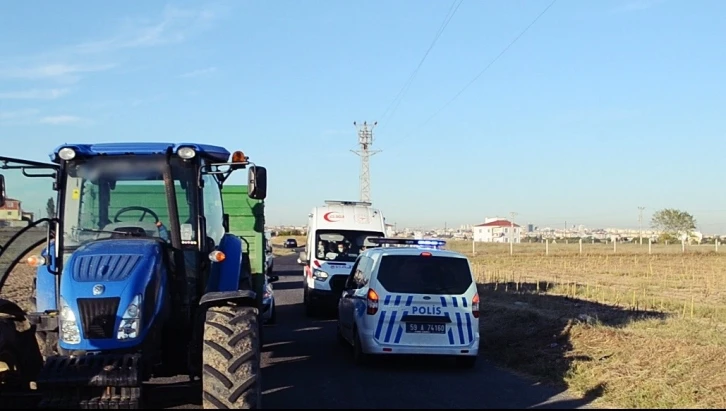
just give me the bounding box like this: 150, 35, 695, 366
71, 254, 142, 282
329, 275, 348, 294
77, 297, 120, 340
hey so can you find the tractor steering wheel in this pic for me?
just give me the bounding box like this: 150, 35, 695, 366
113, 206, 160, 224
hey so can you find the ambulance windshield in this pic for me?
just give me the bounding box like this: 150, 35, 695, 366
314, 229, 384, 262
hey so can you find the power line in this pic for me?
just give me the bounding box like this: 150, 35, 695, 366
377, 0, 464, 134
391, 0, 558, 148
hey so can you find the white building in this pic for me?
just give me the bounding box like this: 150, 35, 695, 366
473, 217, 522, 243
385, 223, 396, 237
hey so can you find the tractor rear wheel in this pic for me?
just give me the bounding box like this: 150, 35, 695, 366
0, 299, 43, 392
202, 305, 261, 409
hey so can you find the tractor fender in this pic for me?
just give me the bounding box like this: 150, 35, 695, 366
199, 290, 257, 310
206, 234, 248, 294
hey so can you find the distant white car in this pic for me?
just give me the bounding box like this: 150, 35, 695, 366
261, 274, 278, 324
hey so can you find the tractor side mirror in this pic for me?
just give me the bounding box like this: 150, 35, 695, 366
247, 166, 267, 200
0, 174, 5, 208
222, 213, 230, 233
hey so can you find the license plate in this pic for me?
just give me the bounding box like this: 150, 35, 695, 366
405, 322, 446, 334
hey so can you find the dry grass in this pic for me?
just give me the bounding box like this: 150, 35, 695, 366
449, 240, 726, 409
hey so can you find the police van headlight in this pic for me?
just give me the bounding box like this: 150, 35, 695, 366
312, 269, 329, 281
59, 297, 81, 344
117, 294, 142, 340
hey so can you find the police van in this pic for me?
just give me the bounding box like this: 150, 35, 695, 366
298, 200, 387, 316
336, 238, 480, 368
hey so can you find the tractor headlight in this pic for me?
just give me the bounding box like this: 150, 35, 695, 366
117, 294, 142, 340
59, 297, 81, 344
58, 147, 76, 161
177, 147, 196, 160
312, 269, 328, 281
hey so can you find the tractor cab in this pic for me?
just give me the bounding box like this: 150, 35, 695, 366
0, 143, 268, 409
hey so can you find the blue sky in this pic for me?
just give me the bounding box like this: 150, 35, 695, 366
1, 0, 725, 232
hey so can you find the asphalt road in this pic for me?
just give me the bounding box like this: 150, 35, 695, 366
148, 253, 594, 409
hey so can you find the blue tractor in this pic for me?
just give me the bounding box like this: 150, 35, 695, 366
0, 143, 268, 408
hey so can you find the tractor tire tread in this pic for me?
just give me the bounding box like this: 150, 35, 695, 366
202, 305, 261, 409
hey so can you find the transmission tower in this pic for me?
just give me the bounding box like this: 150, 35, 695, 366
351, 121, 381, 203
638, 206, 646, 245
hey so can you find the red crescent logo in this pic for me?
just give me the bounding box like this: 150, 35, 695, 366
323, 212, 342, 222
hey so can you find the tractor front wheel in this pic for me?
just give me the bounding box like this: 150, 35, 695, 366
202, 305, 261, 409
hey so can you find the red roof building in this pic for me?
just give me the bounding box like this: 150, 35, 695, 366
473, 218, 521, 243
0, 198, 23, 223
0, 198, 20, 211
474, 219, 520, 228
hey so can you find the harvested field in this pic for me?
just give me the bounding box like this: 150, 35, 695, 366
447, 240, 726, 409
0, 227, 46, 312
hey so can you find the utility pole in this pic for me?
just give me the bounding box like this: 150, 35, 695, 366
351, 121, 380, 203
638, 206, 645, 245
510, 211, 518, 255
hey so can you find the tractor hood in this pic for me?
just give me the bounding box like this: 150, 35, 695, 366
60, 238, 163, 299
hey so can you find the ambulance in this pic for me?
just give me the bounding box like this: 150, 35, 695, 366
298, 200, 387, 315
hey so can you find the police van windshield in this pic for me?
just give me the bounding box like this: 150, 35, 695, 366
376, 255, 473, 295
314, 229, 384, 262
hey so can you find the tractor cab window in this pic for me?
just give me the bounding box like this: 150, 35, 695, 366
201, 173, 224, 246
62, 155, 198, 249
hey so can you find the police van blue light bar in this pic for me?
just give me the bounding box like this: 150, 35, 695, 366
368, 237, 447, 247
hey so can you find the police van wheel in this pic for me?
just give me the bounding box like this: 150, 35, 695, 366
456, 355, 477, 369
352, 329, 368, 365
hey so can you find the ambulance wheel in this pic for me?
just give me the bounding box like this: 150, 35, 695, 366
268, 301, 277, 325
352, 328, 368, 366
202, 305, 261, 409
336, 325, 347, 347
304, 300, 318, 317
456, 355, 477, 369
303, 287, 319, 317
